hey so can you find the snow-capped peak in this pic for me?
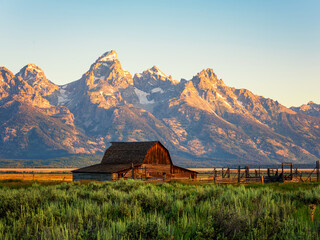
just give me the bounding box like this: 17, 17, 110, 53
97, 50, 118, 62
148, 66, 166, 78
24, 64, 43, 73
26, 64, 38, 69
16, 64, 44, 79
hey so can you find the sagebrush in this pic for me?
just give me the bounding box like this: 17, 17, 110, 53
0, 180, 320, 239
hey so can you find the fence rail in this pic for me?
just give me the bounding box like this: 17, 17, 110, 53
195, 161, 320, 184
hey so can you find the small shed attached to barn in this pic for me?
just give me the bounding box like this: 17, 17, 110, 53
72, 141, 197, 181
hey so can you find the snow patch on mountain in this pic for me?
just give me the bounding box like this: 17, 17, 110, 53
216, 92, 231, 108
94, 76, 106, 81
151, 87, 164, 93
134, 87, 155, 104
216, 93, 224, 99
57, 88, 69, 105
237, 99, 245, 108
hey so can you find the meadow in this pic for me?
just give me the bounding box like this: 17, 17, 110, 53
0, 168, 74, 182
1, 180, 320, 239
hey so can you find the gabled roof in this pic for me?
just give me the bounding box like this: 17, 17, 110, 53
101, 141, 158, 165
72, 141, 159, 173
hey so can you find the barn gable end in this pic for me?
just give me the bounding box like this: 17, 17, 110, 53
143, 142, 172, 165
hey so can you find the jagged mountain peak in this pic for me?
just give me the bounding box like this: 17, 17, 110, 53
135, 65, 167, 79
83, 49, 132, 89
25, 63, 41, 70
85, 50, 121, 78
17, 64, 45, 78
192, 68, 225, 90
133, 66, 178, 94
96, 50, 118, 63
148, 65, 166, 77
167, 80, 220, 116
0, 67, 15, 82
198, 68, 217, 78
181, 81, 198, 96
148, 65, 177, 82
16, 64, 58, 96
291, 101, 320, 117
59, 50, 135, 111
0, 67, 14, 100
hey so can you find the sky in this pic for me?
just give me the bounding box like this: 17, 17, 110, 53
0, 0, 319, 107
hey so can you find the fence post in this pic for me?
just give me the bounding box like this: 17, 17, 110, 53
317, 161, 320, 182
238, 166, 241, 183
145, 166, 147, 181
261, 176, 264, 184
245, 166, 249, 178
132, 163, 134, 179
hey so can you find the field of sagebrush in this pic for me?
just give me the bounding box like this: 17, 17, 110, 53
1, 180, 320, 239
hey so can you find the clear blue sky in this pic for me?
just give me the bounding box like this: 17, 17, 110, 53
0, 0, 319, 107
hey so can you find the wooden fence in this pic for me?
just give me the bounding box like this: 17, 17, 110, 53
195, 161, 320, 184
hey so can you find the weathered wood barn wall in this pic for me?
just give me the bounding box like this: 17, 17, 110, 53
72, 141, 197, 181
72, 173, 113, 181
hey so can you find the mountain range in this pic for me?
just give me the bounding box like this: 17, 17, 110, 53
1, 50, 320, 167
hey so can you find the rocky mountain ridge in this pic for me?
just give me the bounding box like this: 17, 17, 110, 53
291, 101, 320, 118
1, 50, 320, 166
0, 66, 105, 158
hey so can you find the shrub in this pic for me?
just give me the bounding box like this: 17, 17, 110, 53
0, 181, 320, 239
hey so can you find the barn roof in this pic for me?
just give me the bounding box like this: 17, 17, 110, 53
101, 141, 158, 165
72, 141, 197, 174
72, 141, 159, 173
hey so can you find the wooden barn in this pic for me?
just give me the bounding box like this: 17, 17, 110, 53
72, 141, 197, 181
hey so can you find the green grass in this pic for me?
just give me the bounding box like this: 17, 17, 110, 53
1, 181, 320, 239
246, 182, 320, 191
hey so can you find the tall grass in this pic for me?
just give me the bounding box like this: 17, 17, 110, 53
0, 181, 320, 239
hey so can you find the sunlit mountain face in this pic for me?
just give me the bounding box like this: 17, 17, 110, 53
291, 102, 320, 118
1, 51, 320, 166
